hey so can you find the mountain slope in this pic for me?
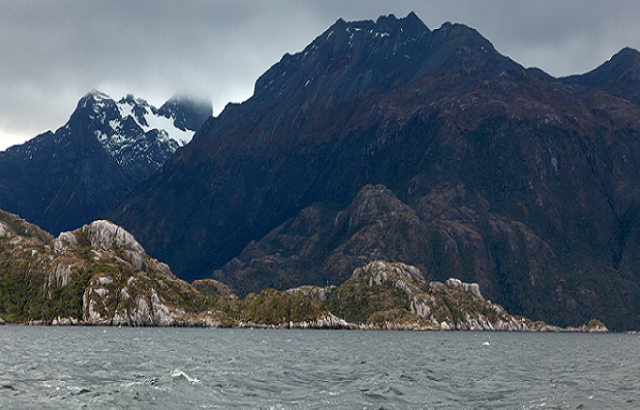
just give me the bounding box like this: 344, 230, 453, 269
0, 91, 212, 235
214, 184, 567, 324
114, 13, 640, 330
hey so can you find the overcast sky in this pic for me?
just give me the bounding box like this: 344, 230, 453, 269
1, 0, 639, 151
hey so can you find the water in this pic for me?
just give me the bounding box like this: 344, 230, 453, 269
0, 327, 638, 409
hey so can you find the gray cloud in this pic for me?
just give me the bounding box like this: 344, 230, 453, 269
1, 0, 639, 150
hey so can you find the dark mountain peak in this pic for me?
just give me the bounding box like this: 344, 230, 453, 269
252, 13, 434, 102
156, 95, 213, 132
250, 12, 516, 106
609, 47, 640, 65
328, 12, 431, 47
328, 12, 428, 36
560, 46, 640, 105
374, 11, 429, 33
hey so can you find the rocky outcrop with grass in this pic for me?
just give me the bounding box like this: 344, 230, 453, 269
324, 261, 608, 332
0, 210, 608, 331
0, 211, 222, 326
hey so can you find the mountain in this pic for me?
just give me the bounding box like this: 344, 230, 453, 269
0, 91, 212, 235
114, 12, 523, 277
560, 47, 640, 106
114, 13, 640, 331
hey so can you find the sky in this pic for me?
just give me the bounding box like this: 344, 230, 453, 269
1, 0, 639, 151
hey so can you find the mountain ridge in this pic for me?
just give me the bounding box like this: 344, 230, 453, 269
0, 90, 212, 235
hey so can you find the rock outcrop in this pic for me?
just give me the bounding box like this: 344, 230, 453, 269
325, 261, 607, 332
55, 220, 223, 326
0, 211, 224, 326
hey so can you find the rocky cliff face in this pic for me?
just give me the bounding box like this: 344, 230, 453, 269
0, 210, 221, 326
112, 13, 640, 331
326, 260, 559, 331
0, 91, 212, 235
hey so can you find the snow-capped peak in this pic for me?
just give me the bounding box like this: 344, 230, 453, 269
81, 91, 209, 150
72, 90, 206, 181
67, 90, 212, 180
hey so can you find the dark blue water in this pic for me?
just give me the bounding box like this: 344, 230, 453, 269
0, 327, 638, 409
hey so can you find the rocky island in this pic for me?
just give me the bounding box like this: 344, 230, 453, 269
0, 210, 607, 332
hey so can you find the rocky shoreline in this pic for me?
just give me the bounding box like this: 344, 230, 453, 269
3, 316, 609, 333
0, 214, 609, 333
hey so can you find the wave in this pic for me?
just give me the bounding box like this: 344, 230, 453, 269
170, 369, 201, 384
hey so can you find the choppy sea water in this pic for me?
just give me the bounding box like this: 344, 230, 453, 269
0, 327, 638, 409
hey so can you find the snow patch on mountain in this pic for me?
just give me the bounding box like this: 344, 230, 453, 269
136, 105, 195, 146
114, 95, 194, 145
86, 91, 197, 158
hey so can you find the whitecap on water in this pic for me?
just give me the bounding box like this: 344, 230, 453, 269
170, 369, 201, 384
